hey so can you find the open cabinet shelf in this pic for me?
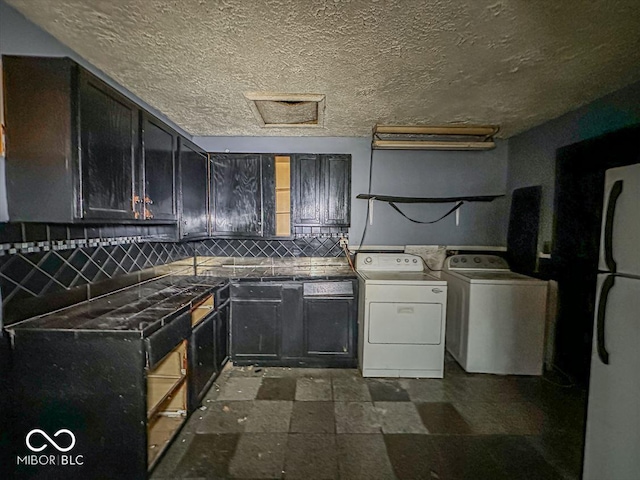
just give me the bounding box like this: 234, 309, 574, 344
146, 341, 188, 469
147, 382, 187, 468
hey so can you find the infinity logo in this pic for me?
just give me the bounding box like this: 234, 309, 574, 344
26, 429, 76, 452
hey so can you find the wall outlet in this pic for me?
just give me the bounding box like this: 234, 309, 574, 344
339, 236, 348, 248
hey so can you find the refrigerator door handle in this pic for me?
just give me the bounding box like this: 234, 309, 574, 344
596, 275, 615, 365
603, 180, 623, 273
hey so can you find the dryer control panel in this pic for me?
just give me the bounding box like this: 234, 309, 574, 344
356, 253, 424, 272
444, 254, 509, 271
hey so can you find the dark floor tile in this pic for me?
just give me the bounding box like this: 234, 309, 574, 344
256, 377, 297, 401
429, 435, 510, 480
172, 433, 239, 478
383, 434, 441, 479
337, 434, 395, 479
366, 379, 410, 402
284, 434, 338, 479
150, 431, 195, 479
527, 432, 583, 480
416, 402, 473, 434
384, 434, 509, 480
290, 401, 335, 433
228, 432, 287, 479
486, 435, 564, 480
453, 402, 508, 434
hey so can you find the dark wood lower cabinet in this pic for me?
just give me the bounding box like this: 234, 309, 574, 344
8, 318, 190, 479
188, 312, 216, 411
231, 300, 281, 359
188, 290, 231, 411
6, 283, 230, 479
230, 279, 357, 367
304, 298, 354, 357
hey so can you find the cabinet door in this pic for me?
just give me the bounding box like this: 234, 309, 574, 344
215, 301, 230, 369
189, 313, 216, 409
231, 300, 280, 358
293, 154, 321, 225
179, 138, 209, 237
142, 115, 176, 221
304, 298, 354, 357
79, 73, 138, 220
322, 155, 351, 225
212, 154, 263, 235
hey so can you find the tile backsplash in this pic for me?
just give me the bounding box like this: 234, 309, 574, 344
191, 237, 346, 258
0, 222, 347, 320
0, 241, 191, 305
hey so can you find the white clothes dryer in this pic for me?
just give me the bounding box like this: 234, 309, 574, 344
356, 253, 448, 378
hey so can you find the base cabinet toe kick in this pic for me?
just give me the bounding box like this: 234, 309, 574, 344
5, 281, 230, 479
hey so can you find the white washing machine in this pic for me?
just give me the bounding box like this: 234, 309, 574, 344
356, 253, 448, 378
441, 254, 548, 375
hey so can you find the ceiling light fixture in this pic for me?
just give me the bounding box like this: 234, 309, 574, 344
372, 124, 499, 150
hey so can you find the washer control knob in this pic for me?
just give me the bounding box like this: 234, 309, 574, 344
452, 258, 459, 263
397, 258, 401, 263
364, 256, 372, 264
461, 258, 467, 263
405, 258, 409, 263
413, 259, 418, 263
474, 257, 481, 263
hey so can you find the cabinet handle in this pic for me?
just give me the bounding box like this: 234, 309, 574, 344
432, 288, 443, 294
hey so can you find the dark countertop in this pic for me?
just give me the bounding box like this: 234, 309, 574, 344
6, 265, 356, 335
197, 265, 356, 282
6, 275, 226, 335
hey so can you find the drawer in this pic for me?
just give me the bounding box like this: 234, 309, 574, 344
303, 281, 353, 297
231, 283, 282, 299
145, 313, 191, 369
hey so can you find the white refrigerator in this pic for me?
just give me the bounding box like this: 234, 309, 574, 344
583, 163, 640, 480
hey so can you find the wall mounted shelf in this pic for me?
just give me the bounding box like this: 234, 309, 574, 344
356, 194, 504, 203
371, 124, 499, 150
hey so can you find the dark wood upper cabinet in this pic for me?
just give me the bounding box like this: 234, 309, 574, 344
293, 154, 322, 225
141, 114, 177, 221
211, 154, 264, 236
179, 138, 209, 238
79, 71, 138, 220
322, 155, 350, 225
2, 55, 180, 224
292, 154, 351, 227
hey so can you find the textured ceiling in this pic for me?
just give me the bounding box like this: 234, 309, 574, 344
6, 0, 640, 138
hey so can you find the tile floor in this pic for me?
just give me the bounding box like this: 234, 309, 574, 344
151, 357, 585, 479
